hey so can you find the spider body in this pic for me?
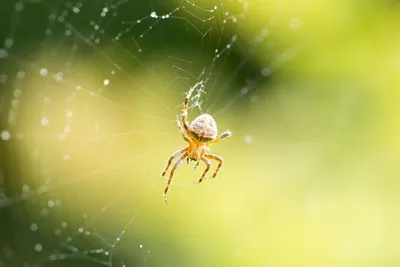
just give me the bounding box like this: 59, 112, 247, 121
161, 87, 232, 203
187, 140, 209, 161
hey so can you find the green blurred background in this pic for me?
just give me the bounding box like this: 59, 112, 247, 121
0, 0, 399, 266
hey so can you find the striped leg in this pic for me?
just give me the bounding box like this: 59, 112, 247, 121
176, 115, 190, 143
207, 130, 232, 146
181, 87, 195, 138
163, 153, 188, 204
193, 160, 200, 169
194, 157, 211, 184
206, 154, 223, 178
161, 147, 186, 178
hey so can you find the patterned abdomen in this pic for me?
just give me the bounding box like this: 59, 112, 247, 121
190, 114, 218, 142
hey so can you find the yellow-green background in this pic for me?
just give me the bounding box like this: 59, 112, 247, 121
1, 0, 399, 266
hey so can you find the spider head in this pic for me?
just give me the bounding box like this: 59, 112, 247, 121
190, 114, 218, 142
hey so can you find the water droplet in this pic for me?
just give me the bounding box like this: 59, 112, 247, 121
0, 49, 8, 59
0, 74, 7, 83
15, 2, 24, 11
30, 223, 38, 232
11, 99, 20, 108
39, 68, 48, 76
1, 131, 11, 141
22, 184, 30, 192
13, 88, 22, 97
16, 71, 25, 79
34, 244, 43, 252
4, 38, 14, 48
244, 135, 255, 144
49, 255, 57, 261
150, 11, 157, 18
48, 200, 55, 207
261, 68, 271, 77
54, 72, 63, 82
41, 208, 48, 215
41, 117, 49, 126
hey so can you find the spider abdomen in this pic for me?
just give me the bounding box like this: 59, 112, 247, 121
190, 114, 218, 142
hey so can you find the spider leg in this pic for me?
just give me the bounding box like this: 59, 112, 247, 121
193, 160, 200, 169
205, 154, 223, 178
207, 130, 232, 146
181, 87, 195, 139
164, 153, 188, 204
161, 147, 187, 178
176, 115, 191, 143
194, 157, 211, 184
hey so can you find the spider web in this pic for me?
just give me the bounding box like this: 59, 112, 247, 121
0, 0, 299, 266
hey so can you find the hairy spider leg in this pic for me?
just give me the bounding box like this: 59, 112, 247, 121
164, 153, 188, 204
181, 87, 195, 139
206, 154, 223, 178
176, 115, 191, 143
207, 130, 232, 146
193, 160, 200, 169
161, 147, 187, 177
194, 157, 211, 184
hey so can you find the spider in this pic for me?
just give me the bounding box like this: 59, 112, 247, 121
161, 87, 232, 203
